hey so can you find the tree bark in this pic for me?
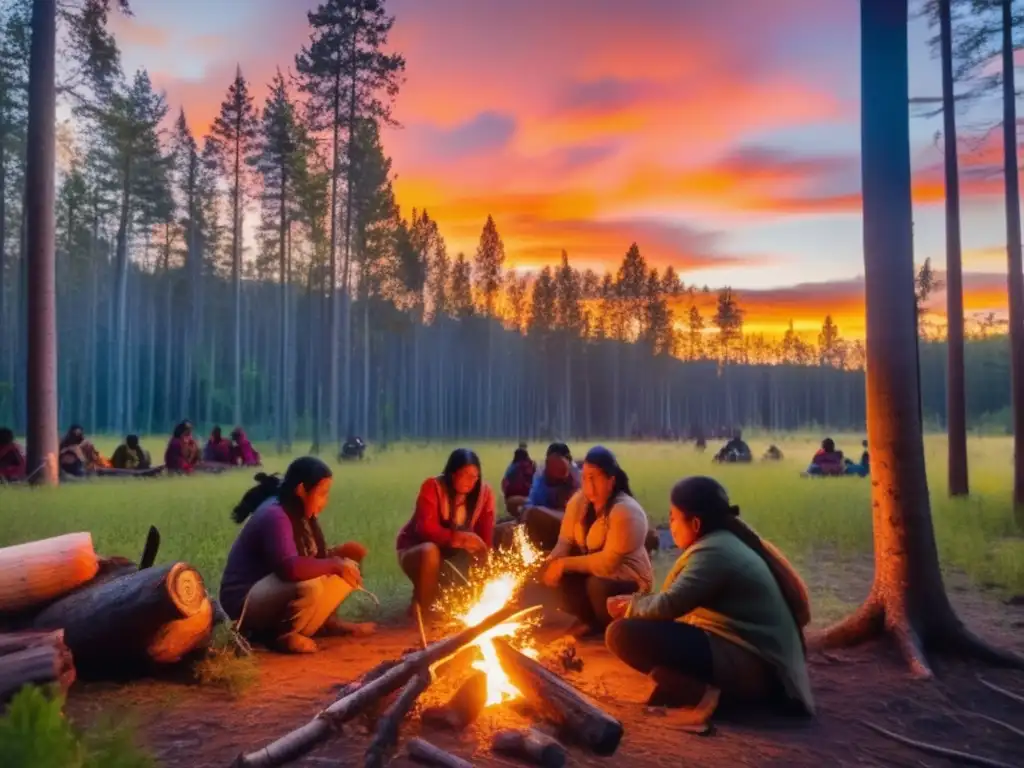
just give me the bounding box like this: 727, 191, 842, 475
941, 0, 968, 497
1000, 0, 1024, 517
493, 639, 623, 756
811, 0, 1024, 677
363, 671, 431, 768
31, 562, 210, 677
406, 738, 473, 768
23, 0, 58, 485
491, 729, 567, 768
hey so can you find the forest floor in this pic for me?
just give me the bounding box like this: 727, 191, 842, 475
4, 436, 1024, 765
65, 555, 1024, 768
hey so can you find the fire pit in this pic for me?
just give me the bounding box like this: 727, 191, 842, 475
234, 528, 623, 768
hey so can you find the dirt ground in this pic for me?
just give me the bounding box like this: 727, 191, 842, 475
67, 560, 1024, 768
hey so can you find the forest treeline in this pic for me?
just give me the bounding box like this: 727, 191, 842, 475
0, 0, 1017, 445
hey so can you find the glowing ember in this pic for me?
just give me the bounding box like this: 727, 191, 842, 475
443, 527, 542, 707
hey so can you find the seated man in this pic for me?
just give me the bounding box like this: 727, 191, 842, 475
0, 428, 26, 483
111, 435, 152, 471
844, 440, 870, 477
59, 425, 109, 477
511, 443, 580, 551
806, 438, 845, 477
713, 431, 752, 464
339, 435, 367, 461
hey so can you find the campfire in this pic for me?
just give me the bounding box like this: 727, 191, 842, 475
235, 527, 623, 768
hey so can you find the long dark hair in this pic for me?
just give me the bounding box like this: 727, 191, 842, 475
670, 476, 807, 642
0, 427, 13, 446
211, 426, 223, 442
60, 425, 84, 449
582, 446, 632, 531
232, 456, 333, 524
440, 448, 482, 524
173, 421, 189, 439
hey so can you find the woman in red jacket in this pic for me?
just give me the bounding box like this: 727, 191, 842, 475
396, 448, 495, 613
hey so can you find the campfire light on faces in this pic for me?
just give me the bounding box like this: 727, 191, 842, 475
443, 526, 542, 707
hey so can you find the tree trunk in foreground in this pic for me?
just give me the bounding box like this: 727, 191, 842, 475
0, 532, 99, 615
24, 0, 58, 486
1000, 0, 1024, 518
811, 0, 1023, 677
32, 562, 211, 677
939, 0, 968, 497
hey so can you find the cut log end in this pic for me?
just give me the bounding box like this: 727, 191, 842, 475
166, 562, 207, 617
492, 729, 567, 768
422, 671, 487, 731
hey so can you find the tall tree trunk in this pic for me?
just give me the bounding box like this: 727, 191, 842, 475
0, 131, 6, 385
940, 0, 968, 497
24, 0, 58, 485
113, 172, 131, 435
232, 110, 243, 427
813, 0, 1022, 676
1001, 0, 1024, 517
277, 169, 288, 454
328, 68, 342, 449
340, 22, 359, 444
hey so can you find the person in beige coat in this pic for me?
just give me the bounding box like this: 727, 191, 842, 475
541, 446, 654, 636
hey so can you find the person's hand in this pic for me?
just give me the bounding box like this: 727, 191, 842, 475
541, 558, 565, 588
331, 541, 368, 563
606, 595, 631, 620
335, 557, 363, 588
453, 531, 488, 555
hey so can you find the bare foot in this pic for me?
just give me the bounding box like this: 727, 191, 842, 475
320, 617, 377, 637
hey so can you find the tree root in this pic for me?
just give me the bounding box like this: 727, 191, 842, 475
966, 713, 1024, 741
891, 623, 932, 680
807, 598, 882, 651
861, 721, 1015, 768
978, 678, 1024, 706
949, 627, 1024, 671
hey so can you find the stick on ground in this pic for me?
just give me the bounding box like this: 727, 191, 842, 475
364, 672, 431, 768
407, 738, 474, 768
492, 728, 567, 768
862, 721, 1015, 768
978, 677, 1024, 707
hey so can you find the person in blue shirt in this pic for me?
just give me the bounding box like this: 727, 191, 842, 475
519, 442, 581, 551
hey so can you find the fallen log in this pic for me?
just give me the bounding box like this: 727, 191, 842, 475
364, 672, 432, 768
32, 562, 210, 677
234, 603, 540, 768
494, 638, 623, 756
0, 533, 99, 614
0, 630, 75, 705
422, 671, 488, 730
407, 737, 474, 768
492, 728, 567, 768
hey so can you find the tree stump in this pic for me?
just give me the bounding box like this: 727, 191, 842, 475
31, 562, 210, 677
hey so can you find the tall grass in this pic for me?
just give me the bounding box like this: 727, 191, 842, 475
0, 435, 1020, 608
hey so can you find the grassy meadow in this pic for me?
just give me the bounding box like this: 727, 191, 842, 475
1, 434, 1022, 619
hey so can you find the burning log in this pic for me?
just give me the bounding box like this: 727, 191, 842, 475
407, 737, 474, 768
235, 603, 540, 768
493, 639, 623, 756
492, 728, 567, 768
364, 672, 431, 768
422, 671, 488, 730
31, 562, 212, 677
0, 630, 75, 706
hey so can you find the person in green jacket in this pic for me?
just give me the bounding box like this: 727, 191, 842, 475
605, 476, 814, 718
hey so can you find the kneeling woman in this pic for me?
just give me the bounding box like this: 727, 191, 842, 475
219, 457, 371, 654
606, 476, 813, 716
542, 447, 653, 636
396, 449, 495, 613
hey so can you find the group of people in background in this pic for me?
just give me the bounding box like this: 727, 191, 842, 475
805, 438, 870, 478
219, 440, 814, 723
0, 421, 262, 483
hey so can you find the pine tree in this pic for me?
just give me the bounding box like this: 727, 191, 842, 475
686, 304, 704, 360
818, 315, 842, 367
529, 267, 556, 337
713, 287, 743, 362
473, 215, 505, 317
448, 252, 473, 319
208, 67, 259, 426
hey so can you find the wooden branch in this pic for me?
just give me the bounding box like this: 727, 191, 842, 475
364, 672, 431, 768
493, 638, 623, 756
407, 738, 474, 768
235, 603, 539, 768
422, 671, 487, 731
492, 728, 567, 768
978, 677, 1024, 706
332, 660, 399, 700
862, 721, 1015, 768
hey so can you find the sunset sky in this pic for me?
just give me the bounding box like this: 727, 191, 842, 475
109, 0, 1019, 338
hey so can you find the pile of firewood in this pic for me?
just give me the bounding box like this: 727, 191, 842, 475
233, 605, 623, 768
0, 528, 215, 701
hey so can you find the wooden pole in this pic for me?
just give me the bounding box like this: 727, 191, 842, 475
363, 672, 431, 768
407, 738, 473, 768
492, 729, 567, 768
